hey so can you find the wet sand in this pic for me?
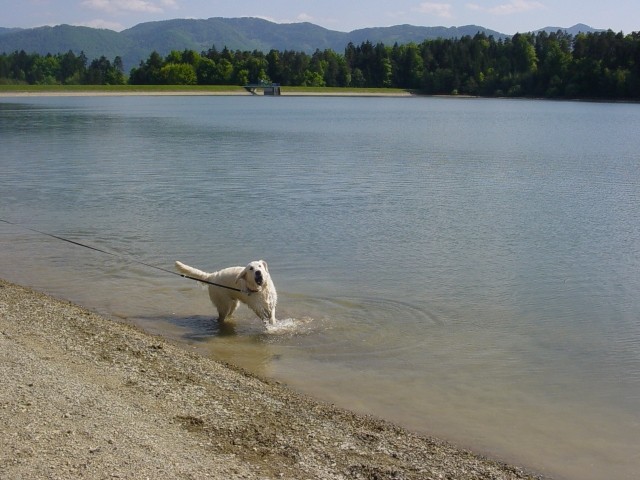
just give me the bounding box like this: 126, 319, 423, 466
0, 278, 543, 479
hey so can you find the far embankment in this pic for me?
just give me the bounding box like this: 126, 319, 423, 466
0, 85, 414, 97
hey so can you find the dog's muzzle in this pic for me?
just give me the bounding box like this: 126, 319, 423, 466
255, 271, 263, 286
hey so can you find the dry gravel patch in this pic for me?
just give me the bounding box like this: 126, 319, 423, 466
0, 279, 544, 479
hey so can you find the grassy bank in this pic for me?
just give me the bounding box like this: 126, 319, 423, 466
0, 84, 247, 95
0, 84, 414, 96
282, 86, 413, 96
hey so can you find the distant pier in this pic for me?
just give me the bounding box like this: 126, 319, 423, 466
244, 83, 281, 96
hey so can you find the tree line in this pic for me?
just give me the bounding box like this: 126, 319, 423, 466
2, 29, 639, 99
0, 50, 126, 85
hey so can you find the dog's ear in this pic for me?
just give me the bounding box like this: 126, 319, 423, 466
259, 260, 269, 273
236, 266, 249, 282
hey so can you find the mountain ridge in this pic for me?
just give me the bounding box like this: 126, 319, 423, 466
0, 17, 603, 71
536, 23, 605, 35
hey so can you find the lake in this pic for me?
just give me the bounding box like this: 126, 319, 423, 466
1, 94, 639, 479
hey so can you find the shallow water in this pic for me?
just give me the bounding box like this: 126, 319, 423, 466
1, 95, 639, 479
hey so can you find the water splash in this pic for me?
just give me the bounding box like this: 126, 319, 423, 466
265, 316, 315, 335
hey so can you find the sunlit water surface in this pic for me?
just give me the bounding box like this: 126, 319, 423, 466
1, 95, 639, 479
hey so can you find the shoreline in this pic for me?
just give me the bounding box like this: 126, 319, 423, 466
0, 86, 414, 98
2, 88, 638, 103
0, 278, 543, 479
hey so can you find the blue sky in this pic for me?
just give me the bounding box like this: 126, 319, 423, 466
2, 0, 638, 34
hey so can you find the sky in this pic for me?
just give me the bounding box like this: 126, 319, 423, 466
2, 0, 638, 35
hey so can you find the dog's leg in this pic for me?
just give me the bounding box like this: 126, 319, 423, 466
215, 299, 239, 322
252, 303, 277, 326
209, 288, 239, 322
265, 308, 276, 325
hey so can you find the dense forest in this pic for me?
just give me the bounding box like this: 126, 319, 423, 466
1, 29, 639, 99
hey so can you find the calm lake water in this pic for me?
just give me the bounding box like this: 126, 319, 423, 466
1, 95, 639, 479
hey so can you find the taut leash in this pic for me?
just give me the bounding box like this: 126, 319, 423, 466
0, 219, 242, 292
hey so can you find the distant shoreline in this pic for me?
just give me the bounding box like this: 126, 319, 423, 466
5, 86, 639, 103
4, 87, 637, 103
0, 85, 414, 98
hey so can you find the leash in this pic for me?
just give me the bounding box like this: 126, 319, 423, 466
0, 219, 242, 293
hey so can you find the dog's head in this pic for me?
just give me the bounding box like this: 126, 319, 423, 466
237, 260, 270, 292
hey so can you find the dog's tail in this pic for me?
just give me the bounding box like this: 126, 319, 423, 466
175, 261, 210, 281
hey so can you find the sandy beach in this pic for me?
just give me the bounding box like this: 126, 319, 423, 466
0, 278, 543, 479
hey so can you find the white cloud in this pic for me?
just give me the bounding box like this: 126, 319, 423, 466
296, 13, 314, 23
256, 13, 320, 26
81, 0, 177, 14
466, 0, 545, 16
415, 2, 454, 18
79, 18, 126, 30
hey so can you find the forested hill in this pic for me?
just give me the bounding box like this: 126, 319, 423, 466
4, 29, 639, 100
0, 17, 589, 71
0, 25, 132, 65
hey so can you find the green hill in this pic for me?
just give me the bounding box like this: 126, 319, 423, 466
0, 24, 133, 61
0, 17, 600, 72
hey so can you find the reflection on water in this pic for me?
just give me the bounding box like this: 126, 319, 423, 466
1, 96, 640, 480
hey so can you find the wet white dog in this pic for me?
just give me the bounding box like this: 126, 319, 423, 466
175, 260, 277, 325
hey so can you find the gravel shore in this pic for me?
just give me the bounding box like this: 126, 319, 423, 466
0, 278, 543, 480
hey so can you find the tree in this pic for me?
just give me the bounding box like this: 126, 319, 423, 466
31, 55, 59, 84
536, 33, 572, 96
391, 43, 423, 89
234, 68, 249, 85
266, 49, 283, 83
511, 33, 538, 74
129, 51, 164, 84
216, 59, 234, 84
196, 57, 217, 84
160, 63, 197, 85
244, 53, 269, 83
6, 28, 640, 98
278, 50, 310, 85
59, 50, 86, 84
85, 56, 125, 85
